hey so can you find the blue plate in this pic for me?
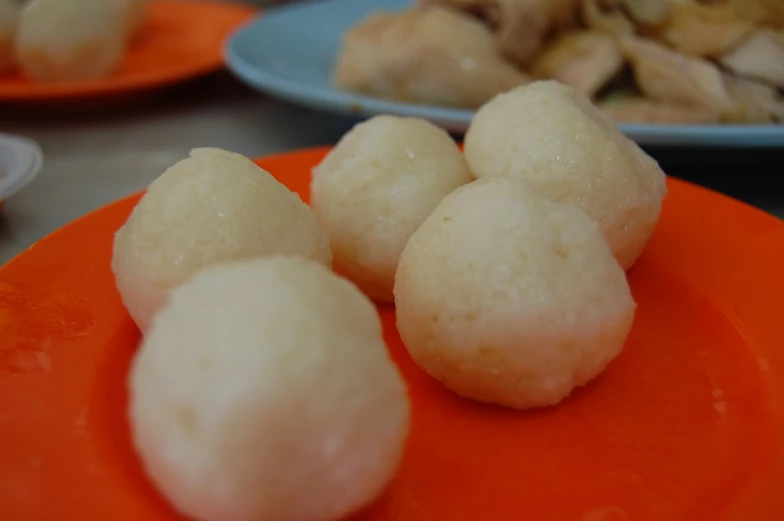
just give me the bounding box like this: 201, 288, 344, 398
224, 0, 784, 147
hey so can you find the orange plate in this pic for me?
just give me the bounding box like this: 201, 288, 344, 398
1, 148, 784, 521
0, 1, 256, 101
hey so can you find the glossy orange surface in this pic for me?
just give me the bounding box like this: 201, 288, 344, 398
0, 1, 256, 101
1, 148, 783, 521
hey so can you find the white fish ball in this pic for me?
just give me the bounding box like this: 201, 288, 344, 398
394, 176, 636, 409
130, 256, 410, 521
112, 148, 332, 333
311, 115, 473, 302
14, 0, 127, 82
464, 80, 667, 270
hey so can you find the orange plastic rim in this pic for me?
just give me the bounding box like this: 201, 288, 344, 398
0, 0, 256, 101
1, 148, 783, 521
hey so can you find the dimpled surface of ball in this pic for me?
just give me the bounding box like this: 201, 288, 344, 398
130, 256, 410, 521
394, 176, 636, 409
14, 0, 127, 81
112, 148, 332, 333
311, 115, 473, 302
0, 0, 18, 73
464, 80, 667, 270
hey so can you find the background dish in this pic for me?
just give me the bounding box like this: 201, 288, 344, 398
225, 0, 784, 147
1, 148, 783, 520
0, 0, 256, 102
0, 133, 42, 211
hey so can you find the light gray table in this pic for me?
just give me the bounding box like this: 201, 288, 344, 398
1, 74, 783, 265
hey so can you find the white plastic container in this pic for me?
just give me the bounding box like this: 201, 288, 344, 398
0, 133, 43, 211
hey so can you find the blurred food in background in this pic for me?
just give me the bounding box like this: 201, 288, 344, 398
333, 6, 531, 109
0, 0, 17, 73
333, 0, 784, 125
0, 0, 148, 82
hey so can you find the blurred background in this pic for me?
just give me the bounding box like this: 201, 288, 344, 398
1, 0, 783, 264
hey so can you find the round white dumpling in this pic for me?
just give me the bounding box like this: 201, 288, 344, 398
130, 256, 410, 521
112, 148, 332, 333
464, 80, 667, 270
394, 176, 636, 410
311, 115, 473, 302
0, 0, 18, 73
14, 0, 127, 82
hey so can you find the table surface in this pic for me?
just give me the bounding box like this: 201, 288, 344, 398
1, 73, 783, 265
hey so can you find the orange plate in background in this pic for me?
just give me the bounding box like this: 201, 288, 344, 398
1, 148, 783, 521
0, 1, 256, 101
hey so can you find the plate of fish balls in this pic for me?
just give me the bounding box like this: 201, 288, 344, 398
0, 0, 255, 101
1, 81, 783, 521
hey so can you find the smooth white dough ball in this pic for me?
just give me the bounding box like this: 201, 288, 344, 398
311, 115, 473, 302
394, 176, 636, 410
112, 148, 332, 333
464, 80, 667, 270
130, 256, 410, 521
0, 0, 18, 73
14, 0, 127, 81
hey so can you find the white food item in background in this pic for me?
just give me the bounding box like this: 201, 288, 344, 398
720, 30, 784, 89
14, 0, 127, 81
311, 115, 473, 302
0, 0, 18, 73
464, 80, 668, 270
112, 148, 332, 333
332, 6, 531, 109
394, 176, 636, 410
130, 256, 410, 521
